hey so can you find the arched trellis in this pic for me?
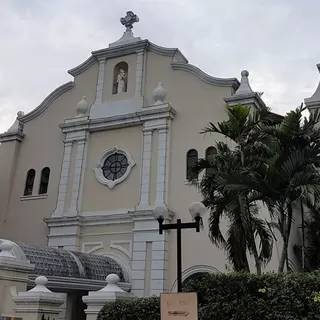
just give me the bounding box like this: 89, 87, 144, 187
97, 251, 132, 283
170, 265, 221, 292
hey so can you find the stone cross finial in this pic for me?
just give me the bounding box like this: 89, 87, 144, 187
120, 11, 139, 31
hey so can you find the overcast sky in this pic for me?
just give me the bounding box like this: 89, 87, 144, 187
0, 0, 319, 132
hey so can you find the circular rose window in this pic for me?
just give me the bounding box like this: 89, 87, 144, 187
102, 152, 129, 181
93, 146, 136, 189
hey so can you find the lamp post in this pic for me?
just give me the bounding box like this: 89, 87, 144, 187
153, 202, 206, 293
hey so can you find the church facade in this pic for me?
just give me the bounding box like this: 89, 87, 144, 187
1, 11, 320, 307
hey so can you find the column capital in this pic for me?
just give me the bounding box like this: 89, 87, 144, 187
158, 127, 168, 134
97, 57, 107, 63
142, 128, 153, 135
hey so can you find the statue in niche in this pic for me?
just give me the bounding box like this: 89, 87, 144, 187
116, 69, 127, 93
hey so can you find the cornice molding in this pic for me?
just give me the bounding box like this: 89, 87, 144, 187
147, 42, 188, 62
68, 56, 97, 77
60, 104, 176, 133
224, 92, 266, 109
44, 216, 84, 227
171, 62, 240, 90
0, 131, 25, 143
68, 40, 188, 77
19, 82, 74, 123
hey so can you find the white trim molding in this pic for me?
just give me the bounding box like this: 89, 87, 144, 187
98, 251, 132, 283
155, 126, 168, 205
52, 141, 73, 217
67, 139, 86, 215
170, 265, 221, 292
68, 40, 188, 77
110, 240, 132, 259
92, 146, 136, 189
81, 241, 104, 254
95, 58, 106, 104
135, 50, 144, 96
0, 131, 25, 143
171, 63, 239, 90
139, 129, 153, 207
19, 82, 74, 123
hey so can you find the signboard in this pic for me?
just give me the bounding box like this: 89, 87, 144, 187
160, 292, 198, 320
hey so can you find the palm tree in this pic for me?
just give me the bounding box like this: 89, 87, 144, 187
193, 105, 275, 273
195, 103, 320, 273
294, 199, 320, 271
195, 141, 273, 273
259, 105, 320, 272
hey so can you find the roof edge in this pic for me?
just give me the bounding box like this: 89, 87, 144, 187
68, 40, 188, 77
171, 62, 240, 90
68, 56, 97, 77
19, 82, 74, 123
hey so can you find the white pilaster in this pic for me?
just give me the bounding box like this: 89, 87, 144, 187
151, 237, 167, 295
139, 130, 153, 207
52, 141, 73, 217
95, 58, 106, 103
46, 216, 82, 250
135, 50, 144, 96
155, 127, 168, 205
130, 214, 168, 297
67, 139, 86, 215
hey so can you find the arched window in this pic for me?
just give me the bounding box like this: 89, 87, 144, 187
24, 169, 35, 196
113, 61, 129, 94
39, 167, 50, 194
186, 149, 198, 181
205, 146, 216, 176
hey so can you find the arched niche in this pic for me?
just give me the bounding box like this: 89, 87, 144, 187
113, 61, 129, 94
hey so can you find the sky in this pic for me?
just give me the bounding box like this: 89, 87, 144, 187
0, 0, 319, 132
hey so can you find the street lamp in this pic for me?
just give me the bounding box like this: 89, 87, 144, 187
153, 202, 206, 292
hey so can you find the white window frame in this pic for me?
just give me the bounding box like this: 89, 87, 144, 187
92, 146, 135, 189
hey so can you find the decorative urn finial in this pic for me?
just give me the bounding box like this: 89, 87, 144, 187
7, 111, 24, 133
153, 82, 167, 105
76, 96, 89, 116
120, 11, 139, 31
235, 70, 253, 95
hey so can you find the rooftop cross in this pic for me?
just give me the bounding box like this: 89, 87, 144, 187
120, 11, 139, 31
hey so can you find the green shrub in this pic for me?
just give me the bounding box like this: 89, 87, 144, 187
98, 272, 320, 320
98, 296, 160, 320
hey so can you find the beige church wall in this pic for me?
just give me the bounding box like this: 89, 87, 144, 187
144, 51, 234, 279
0, 141, 21, 235
81, 126, 142, 212
102, 54, 137, 102
0, 276, 28, 316
1, 62, 99, 246
143, 51, 284, 287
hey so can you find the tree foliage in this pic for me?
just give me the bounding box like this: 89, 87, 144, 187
98, 272, 320, 320
193, 104, 320, 272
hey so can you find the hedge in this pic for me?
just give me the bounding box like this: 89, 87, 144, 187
98, 272, 320, 320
